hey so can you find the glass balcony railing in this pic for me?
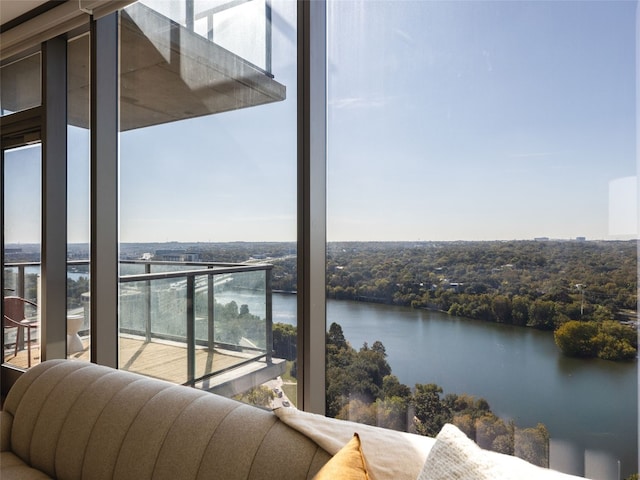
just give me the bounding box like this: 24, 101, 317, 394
3, 259, 275, 391
138, 0, 273, 75
119, 260, 274, 386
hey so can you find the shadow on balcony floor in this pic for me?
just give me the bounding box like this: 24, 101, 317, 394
4, 336, 285, 398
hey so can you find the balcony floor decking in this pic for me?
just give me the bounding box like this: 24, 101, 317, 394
3, 335, 281, 389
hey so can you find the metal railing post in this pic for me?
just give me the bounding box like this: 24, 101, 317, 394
186, 274, 196, 386
208, 267, 214, 350
265, 0, 272, 74
17, 265, 25, 298
207, 13, 214, 42
266, 268, 272, 364
145, 262, 151, 342
186, 0, 194, 31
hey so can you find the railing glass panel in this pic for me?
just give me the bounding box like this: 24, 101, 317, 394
212, 268, 266, 350
138, 0, 271, 73
118, 262, 272, 386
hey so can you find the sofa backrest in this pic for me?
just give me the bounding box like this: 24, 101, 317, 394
1, 360, 331, 480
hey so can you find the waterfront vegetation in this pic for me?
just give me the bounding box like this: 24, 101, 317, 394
232, 239, 636, 360
554, 320, 637, 361
272, 321, 550, 467
320, 240, 637, 361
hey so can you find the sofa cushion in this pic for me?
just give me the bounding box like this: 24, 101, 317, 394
417, 424, 587, 480
313, 433, 370, 480
0, 451, 52, 479
417, 423, 508, 480
1, 410, 13, 452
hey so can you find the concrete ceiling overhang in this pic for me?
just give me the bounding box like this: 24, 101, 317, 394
117, 3, 286, 131
0, 1, 50, 28
4, 2, 286, 131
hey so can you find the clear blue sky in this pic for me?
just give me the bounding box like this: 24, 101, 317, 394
326, 0, 637, 242
5, 1, 637, 244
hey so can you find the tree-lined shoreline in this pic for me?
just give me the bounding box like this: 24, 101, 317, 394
62, 239, 639, 361
318, 240, 638, 361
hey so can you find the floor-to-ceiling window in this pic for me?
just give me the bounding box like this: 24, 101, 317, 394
1, 50, 43, 370
67, 32, 92, 361
116, 0, 298, 406
2, 141, 42, 369
326, 1, 637, 479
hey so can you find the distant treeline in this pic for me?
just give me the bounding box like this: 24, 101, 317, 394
68, 239, 638, 361
318, 240, 638, 360
161, 239, 638, 361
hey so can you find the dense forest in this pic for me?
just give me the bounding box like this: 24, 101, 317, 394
315, 240, 637, 361
321, 241, 636, 320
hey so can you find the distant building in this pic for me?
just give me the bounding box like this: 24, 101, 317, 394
534, 237, 549, 242
575, 237, 586, 242
154, 249, 200, 262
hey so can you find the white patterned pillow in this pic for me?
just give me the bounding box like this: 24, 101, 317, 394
417, 424, 509, 480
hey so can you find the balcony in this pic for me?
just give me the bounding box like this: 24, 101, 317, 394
3, 259, 285, 397
68, 0, 287, 131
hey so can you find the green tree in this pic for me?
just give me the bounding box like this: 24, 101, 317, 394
528, 300, 557, 330
336, 398, 377, 425
382, 375, 411, 400
492, 295, 512, 323
273, 322, 297, 361
475, 414, 510, 452
514, 424, 549, 467
327, 322, 348, 349
511, 296, 530, 326
412, 383, 452, 437
593, 331, 637, 361
554, 320, 637, 361
554, 321, 599, 357
375, 396, 409, 431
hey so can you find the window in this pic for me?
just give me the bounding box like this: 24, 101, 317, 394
67, 32, 91, 360
326, 1, 637, 478
0, 3, 637, 479
117, 0, 298, 406
2, 141, 42, 368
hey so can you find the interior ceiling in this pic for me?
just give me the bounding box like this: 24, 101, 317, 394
0, 0, 51, 27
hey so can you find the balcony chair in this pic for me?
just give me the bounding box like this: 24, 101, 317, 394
3, 296, 39, 368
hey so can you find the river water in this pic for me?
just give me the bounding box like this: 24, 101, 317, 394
272, 294, 638, 479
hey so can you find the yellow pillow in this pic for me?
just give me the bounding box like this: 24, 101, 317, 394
314, 433, 370, 480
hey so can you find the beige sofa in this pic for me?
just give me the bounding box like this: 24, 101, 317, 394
1, 360, 586, 480
1, 360, 333, 480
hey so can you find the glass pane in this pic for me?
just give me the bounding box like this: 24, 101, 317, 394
139, 0, 271, 72
118, 0, 297, 408
3, 143, 42, 368
327, 1, 637, 479
1, 52, 41, 116
67, 33, 91, 360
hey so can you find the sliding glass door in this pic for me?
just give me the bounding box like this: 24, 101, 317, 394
2, 139, 42, 369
